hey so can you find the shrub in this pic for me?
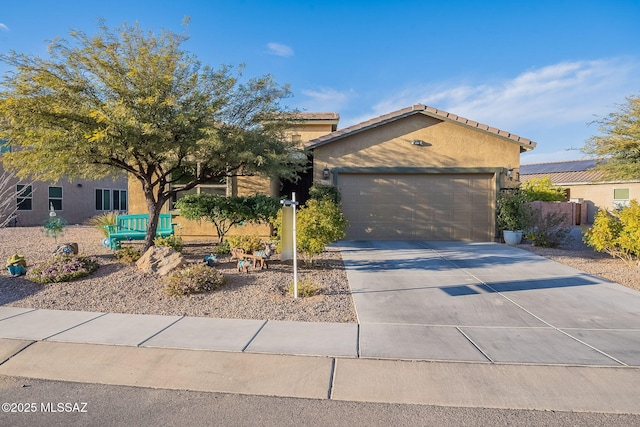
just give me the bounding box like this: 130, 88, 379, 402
227, 235, 264, 253
27, 255, 99, 284
115, 246, 142, 263
496, 189, 535, 231
584, 200, 640, 265
88, 212, 119, 238
521, 177, 568, 202
154, 235, 184, 252
309, 183, 341, 204
525, 211, 570, 248
276, 198, 347, 264
288, 278, 320, 297
164, 263, 226, 296
176, 193, 280, 243
213, 240, 231, 256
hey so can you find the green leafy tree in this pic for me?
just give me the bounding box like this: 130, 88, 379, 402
582, 94, 640, 180
583, 200, 640, 266
0, 20, 306, 250
176, 193, 280, 243
521, 177, 567, 202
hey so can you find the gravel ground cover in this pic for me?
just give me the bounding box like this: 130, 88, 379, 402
0, 226, 357, 323
1, 226, 638, 323
515, 227, 640, 292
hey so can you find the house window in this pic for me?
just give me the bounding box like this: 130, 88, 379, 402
170, 178, 228, 210
16, 184, 32, 211
48, 186, 63, 211
96, 189, 127, 211
614, 188, 630, 209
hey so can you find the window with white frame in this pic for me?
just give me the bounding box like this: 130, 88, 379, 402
95, 188, 127, 211
16, 184, 33, 211
613, 188, 630, 209
48, 186, 63, 211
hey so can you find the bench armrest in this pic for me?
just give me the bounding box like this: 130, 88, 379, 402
105, 225, 117, 233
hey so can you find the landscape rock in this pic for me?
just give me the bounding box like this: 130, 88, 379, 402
53, 243, 79, 256
136, 245, 185, 276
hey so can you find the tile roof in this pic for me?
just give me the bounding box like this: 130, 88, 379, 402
305, 104, 537, 151
293, 112, 340, 121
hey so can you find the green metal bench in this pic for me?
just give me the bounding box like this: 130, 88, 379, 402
105, 213, 174, 250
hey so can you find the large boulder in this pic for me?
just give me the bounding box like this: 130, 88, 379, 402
136, 246, 185, 276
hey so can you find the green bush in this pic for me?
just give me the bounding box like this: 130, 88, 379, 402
176, 193, 280, 243
213, 240, 231, 256
496, 189, 535, 231
227, 235, 264, 253
584, 200, 640, 265
115, 246, 142, 263
521, 177, 568, 202
276, 198, 347, 263
88, 212, 118, 238
288, 278, 320, 297
309, 183, 341, 204
27, 255, 99, 284
164, 263, 226, 296
154, 235, 184, 252
525, 211, 570, 248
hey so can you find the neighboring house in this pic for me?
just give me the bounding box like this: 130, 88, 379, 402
1, 141, 129, 226
521, 159, 640, 223
127, 104, 536, 242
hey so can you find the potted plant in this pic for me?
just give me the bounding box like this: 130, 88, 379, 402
496, 189, 533, 245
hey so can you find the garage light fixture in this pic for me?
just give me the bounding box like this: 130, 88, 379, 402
322, 165, 330, 180
506, 167, 514, 180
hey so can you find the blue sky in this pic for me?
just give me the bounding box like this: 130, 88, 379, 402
1, 0, 639, 164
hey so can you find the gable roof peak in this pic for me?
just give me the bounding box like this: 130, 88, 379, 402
305, 104, 537, 151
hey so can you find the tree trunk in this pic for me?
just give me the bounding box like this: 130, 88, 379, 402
144, 196, 163, 252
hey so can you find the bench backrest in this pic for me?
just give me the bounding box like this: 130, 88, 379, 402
116, 214, 172, 232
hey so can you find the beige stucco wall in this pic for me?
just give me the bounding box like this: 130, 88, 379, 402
562, 182, 640, 223
312, 114, 523, 189
126, 120, 329, 241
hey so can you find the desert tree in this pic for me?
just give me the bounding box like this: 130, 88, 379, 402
0, 19, 306, 249
583, 94, 640, 180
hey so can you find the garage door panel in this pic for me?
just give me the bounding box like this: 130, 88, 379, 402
339, 173, 495, 241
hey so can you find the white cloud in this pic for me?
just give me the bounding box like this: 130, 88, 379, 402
0, 23, 9, 32
298, 87, 354, 112
266, 42, 293, 57
349, 58, 638, 132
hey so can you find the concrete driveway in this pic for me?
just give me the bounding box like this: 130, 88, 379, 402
339, 241, 640, 366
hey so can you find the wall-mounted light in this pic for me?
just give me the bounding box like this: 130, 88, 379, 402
322, 165, 330, 180
506, 167, 514, 181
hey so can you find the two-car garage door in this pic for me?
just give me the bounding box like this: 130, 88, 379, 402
339, 173, 495, 241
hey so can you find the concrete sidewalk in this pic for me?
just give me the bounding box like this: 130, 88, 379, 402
1, 307, 640, 414
1, 241, 640, 414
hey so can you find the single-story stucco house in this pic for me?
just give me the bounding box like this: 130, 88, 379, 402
128, 104, 536, 242
521, 159, 640, 223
